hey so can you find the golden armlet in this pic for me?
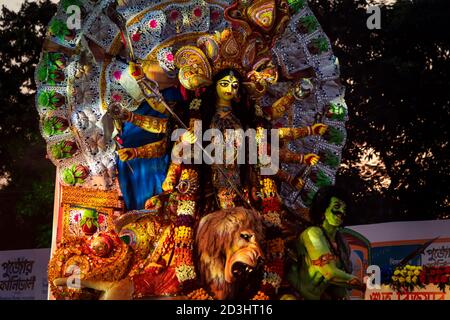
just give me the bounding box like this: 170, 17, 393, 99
278, 127, 313, 140
129, 113, 168, 134
271, 93, 295, 120
135, 140, 167, 159
280, 150, 305, 164
146, 97, 167, 114
166, 162, 182, 179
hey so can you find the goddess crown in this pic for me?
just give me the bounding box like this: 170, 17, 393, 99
174, 0, 289, 94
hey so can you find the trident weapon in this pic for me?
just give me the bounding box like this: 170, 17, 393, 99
105, 3, 257, 212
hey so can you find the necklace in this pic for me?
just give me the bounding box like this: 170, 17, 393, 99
216, 103, 232, 111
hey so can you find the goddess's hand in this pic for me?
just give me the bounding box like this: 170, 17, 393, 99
129, 61, 144, 80
304, 153, 320, 166
118, 148, 137, 162
311, 123, 328, 136
108, 102, 130, 121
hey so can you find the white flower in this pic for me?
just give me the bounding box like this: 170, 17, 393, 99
176, 265, 196, 282
177, 200, 196, 216
262, 272, 282, 289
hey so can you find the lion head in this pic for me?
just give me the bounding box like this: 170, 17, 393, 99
195, 207, 264, 300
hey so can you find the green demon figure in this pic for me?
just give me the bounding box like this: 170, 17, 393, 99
287, 186, 366, 300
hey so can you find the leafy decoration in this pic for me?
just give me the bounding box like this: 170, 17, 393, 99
49, 19, 71, 41
61, 165, 88, 185
325, 126, 345, 145
288, 0, 306, 13
310, 37, 329, 54
79, 209, 99, 228
321, 151, 340, 169
299, 16, 319, 33
327, 102, 347, 121
61, 0, 83, 11
315, 171, 332, 188
50, 141, 75, 159
42, 117, 66, 136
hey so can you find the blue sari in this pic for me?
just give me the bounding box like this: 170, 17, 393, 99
117, 87, 182, 210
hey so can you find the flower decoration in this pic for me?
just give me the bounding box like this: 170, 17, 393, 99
131, 32, 141, 42
169, 9, 181, 23
149, 19, 158, 29
42, 116, 68, 137
74, 82, 95, 105
49, 19, 74, 41
324, 126, 345, 145
308, 37, 329, 55
43, 52, 66, 70
50, 140, 78, 160
157, 47, 176, 72
62, 164, 89, 186
173, 168, 199, 294
38, 90, 65, 110
211, 9, 221, 22
193, 7, 203, 18
189, 98, 202, 111
87, 133, 107, 155
79, 208, 99, 236
187, 288, 214, 300
37, 62, 65, 85
387, 265, 450, 292
252, 177, 286, 299
287, 0, 306, 13
112, 91, 123, 102
298, 15, 319, 34
113, 70, 122, 81
327, 102, 347, 121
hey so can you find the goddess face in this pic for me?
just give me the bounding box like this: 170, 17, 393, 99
216, 73, 240, 103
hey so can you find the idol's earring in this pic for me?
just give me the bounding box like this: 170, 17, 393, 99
233, 93, 241, 103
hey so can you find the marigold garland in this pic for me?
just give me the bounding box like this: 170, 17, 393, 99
252, 291, 270, 300
173, 167, 199, 294
187, 288, 214, 300
252, 177, 286, 299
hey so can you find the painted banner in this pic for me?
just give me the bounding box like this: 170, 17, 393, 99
347, 220, 450, 300
349, 220, 450, 270
366, 285, 449, 300
0, 248, 51, 300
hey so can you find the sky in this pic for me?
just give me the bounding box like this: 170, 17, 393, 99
0, 0, 27, 11
0, 0, 57, 12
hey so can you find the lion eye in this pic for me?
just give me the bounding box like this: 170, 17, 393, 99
240, 233, 251, 241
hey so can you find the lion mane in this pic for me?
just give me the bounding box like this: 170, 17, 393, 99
195, 207, 264, 300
